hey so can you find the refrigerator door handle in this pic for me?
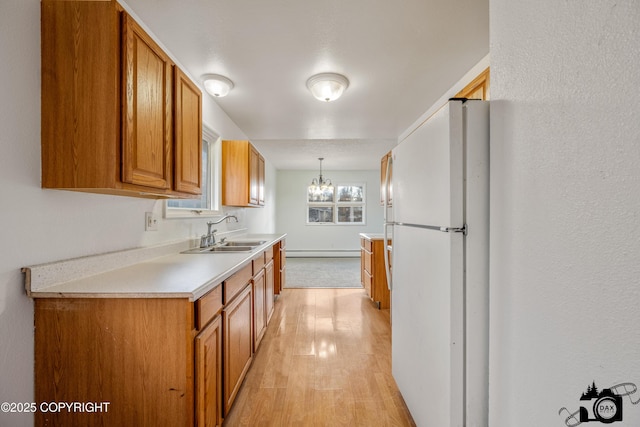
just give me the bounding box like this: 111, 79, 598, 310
383, 154, 394, 291
395, 222, 467, 235
383, 222, 393, 291
440, 225, 467, 235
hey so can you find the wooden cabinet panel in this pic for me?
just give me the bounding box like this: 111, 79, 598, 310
122, 14, 173, 190
252, 269, 267, 351
258, 153, 265, 205
223, 285, 253, 415
364, 249, 372, 274
360, 238, 390, 309
264, 245, 274, 263
380, 151, 393, 206
222, 140, 265, 207
223, 263, 252, 304
265, 259, 275, 324
174, 67, 202, 195
34, 298, 194, 427
41, 1, 201, 199
41, 1, 121, 192
274, 239, 286, 294
196, 284, 223, 330
360, 239, 365, 287
249, 145, 260, 205
195, 315, 222, 427
455, 67, 490, 100
252, 251, 265, 274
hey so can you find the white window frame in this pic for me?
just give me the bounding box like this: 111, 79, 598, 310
164, 126, 223, 218
306, 183, 366, 225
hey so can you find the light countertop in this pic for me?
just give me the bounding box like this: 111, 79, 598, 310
359, 233, 386, 240
23, 234, 286, 301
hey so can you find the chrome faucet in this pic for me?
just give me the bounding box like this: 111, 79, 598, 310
200, 215, 239, 248
210, 214, 238, 225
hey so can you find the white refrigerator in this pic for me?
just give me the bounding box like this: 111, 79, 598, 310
383, 99, 489, 426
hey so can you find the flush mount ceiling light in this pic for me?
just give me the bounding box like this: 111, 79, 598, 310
306, 73, 349, 102
202, 74, 234, 97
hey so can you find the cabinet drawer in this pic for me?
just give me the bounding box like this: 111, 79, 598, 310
364, 250, 372, 274
364, 239, 373, 252
196, 284, 223, 330
253, 252, 265, 274
224, 264, 253, 304
363, 269, 372, 297
264, 245, 274, 263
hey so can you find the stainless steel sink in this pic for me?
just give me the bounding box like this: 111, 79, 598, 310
182, 245, 253, 254
207, 245, 254, 252
181, 239, 267, 254
223, 240, 266, 247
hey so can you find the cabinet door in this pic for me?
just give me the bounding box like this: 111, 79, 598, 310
223, 285, 253, 415
122, 14, 173, 190
380, 151, 393, 206
221, 140, 249, 206
249, 145, 260, 205
195, 315, 222, 427
174, 67, 202, 194
252, 269, 266, 351
265, 260, 274, 324
360, 244, 365, 287
258, 154, 265, 205
41, 0, 121, 191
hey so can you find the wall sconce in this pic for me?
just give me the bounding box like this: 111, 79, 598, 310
202, 74, 234, 97
306, 73, 349, 102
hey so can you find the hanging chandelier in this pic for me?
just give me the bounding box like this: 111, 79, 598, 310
309, 157, 333, 194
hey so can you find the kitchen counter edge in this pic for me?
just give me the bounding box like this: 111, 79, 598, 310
23, 233, 286, 301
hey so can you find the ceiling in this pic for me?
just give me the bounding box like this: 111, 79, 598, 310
124, 0, 489, 170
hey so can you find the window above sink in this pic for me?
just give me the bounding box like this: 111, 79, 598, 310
165, 126, 222, 218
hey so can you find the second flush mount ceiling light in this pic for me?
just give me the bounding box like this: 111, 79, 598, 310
202, 74, 234, 97
306, 73, 349, 102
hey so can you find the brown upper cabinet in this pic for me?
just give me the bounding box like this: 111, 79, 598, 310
174, 67, 203, 195
222, 140, 266, 207
380, 151, 393, 206
41, 0, 202, 199
455, 67, 490, 100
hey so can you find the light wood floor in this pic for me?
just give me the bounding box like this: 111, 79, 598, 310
223, 288, 415, 426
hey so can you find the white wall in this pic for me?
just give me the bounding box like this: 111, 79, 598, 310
276, 170, 383, 256
489, 1, 640, 426
0, 2, 274, 426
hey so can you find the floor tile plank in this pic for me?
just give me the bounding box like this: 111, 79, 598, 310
223, 288, 415, 426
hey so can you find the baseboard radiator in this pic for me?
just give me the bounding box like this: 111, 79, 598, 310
286, 249, 360, 258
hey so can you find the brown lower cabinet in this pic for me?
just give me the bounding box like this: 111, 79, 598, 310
274, 239, 286, 294
33, 242, 283, 426
252, 268, 267, 351
265, 260, 275, 324
223, 285, 253, 415
360, 237, 391, 309
34, 298, 195, 426
195, 314, 222, 427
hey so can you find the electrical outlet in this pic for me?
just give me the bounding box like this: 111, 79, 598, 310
145, 212, 158, 231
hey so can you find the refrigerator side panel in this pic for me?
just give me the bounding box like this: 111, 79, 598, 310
392, 101, 463, 227
463, 100, 490, 426
391, 225, 464, 427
